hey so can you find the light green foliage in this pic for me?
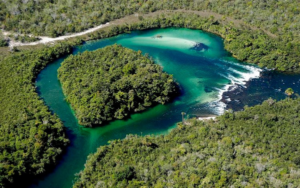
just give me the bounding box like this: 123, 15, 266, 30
58, 44, 179, 127
0, 43, 73, 187
1, 1, 300, 71
74, 98, 300, 187
285, 88, 294, 96
1, 0, 300, 38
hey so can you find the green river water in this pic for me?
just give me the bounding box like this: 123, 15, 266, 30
31, 28, 300, 188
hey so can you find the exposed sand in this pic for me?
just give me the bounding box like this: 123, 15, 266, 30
3, 23, 110, 47
198, 116, 216, 121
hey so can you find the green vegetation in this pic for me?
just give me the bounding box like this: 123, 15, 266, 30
0, 31, 8, 47
1, 0, 299, 38
0, 42, 75, 187
74, 98, 300, 187
58, 45, 179, 127
84, 13, 300, 72
285, 88, 295, 97
10, 34, 40, 43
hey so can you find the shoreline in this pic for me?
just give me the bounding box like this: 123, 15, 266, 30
198, 61, 263, 119
216, 61, 262, 110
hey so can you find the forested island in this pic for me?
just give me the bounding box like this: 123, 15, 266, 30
0, 0, 300, 187
58, 45, 179, 127
74, 98, 300, 187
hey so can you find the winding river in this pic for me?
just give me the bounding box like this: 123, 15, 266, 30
32, 28, 300, 188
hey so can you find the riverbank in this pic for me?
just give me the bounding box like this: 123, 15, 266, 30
73, 98, 300, 187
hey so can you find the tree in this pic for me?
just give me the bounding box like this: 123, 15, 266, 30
0, 31, 8, 47
181, 112, 186, 124
285, 88, 294, 97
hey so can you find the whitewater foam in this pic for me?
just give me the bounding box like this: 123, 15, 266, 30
210, 60, 262, 115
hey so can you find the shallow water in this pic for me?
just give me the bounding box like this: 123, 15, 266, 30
31, 28, 299, 188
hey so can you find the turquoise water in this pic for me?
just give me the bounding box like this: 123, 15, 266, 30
32, 28, 277, 188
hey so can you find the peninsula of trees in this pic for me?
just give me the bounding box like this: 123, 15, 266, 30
58, 45, 179, 127
0, 42, 73, 187
74, 98, 300, 187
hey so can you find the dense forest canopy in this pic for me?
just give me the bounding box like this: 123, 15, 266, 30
58, 44, 179, 127
0, 42, 74, 187
0, 31, 8, 47
74, 98, 300, 187
0, 0, 299, 38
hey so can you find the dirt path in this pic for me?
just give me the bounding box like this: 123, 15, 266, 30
109, 10, 276, 37
3, 23, 110, 47
2, 10, 276, 48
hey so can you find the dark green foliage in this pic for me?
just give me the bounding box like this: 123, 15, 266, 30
1, 2, 300, 71
58, 45, 178, 127
0, 43, 73, 187
0, 32, 8, 47
74, 98, 300, 187
0, 38, 8, 47
115, 166, 136, 181
294, 157, 300, 166
0, 39, 8, 47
